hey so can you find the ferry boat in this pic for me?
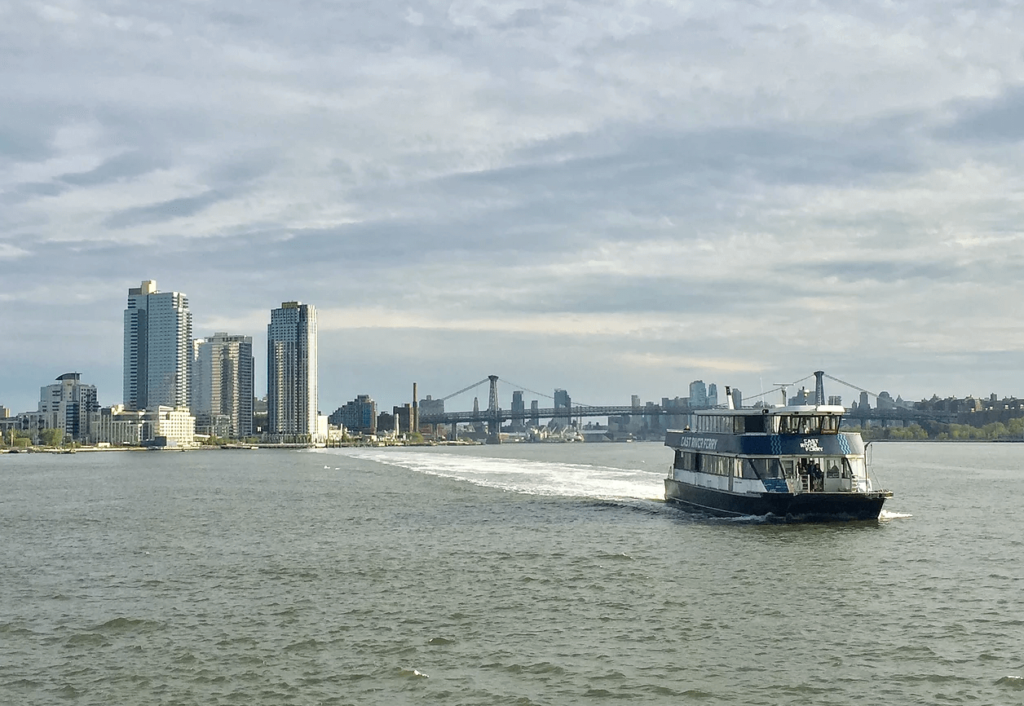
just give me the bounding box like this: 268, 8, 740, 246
664, 387, 891, 521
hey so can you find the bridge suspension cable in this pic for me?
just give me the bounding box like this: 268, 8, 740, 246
496, 378, 553, 402
439, 377, 491, 402
823, 373, 917, 411
498, 377, 595, 408
741, 375, 814, 402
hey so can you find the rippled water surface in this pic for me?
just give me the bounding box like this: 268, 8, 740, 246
2, 442, 1023, 705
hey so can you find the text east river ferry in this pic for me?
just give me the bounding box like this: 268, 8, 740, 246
664, 386, 891, 521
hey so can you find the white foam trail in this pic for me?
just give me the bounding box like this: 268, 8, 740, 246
879, 509, 913, 520
336, 449, 664, 500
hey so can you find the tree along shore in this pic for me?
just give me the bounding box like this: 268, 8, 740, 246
844, 417, 1024, 441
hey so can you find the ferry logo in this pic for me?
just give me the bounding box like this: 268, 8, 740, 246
800, 439, 823, 453
679, 436, 718, 451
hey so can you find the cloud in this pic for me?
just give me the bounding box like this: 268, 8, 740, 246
0, 243, 30, 260
58, 150, 167, 186
4, 0, 1024, 413
937, 86, 1024, 143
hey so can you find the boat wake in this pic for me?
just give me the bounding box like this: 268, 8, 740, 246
334, 449, 664, 501
879, 509, 913, 520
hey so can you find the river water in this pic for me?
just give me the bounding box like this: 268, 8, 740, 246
1, 442, 1022, 705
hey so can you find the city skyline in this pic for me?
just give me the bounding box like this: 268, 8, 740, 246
4, 3, 1024, 412
2, 270, 1023, 414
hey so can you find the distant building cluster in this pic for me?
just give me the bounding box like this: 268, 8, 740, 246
606, 380, 740, 440
0, 280, 329, 447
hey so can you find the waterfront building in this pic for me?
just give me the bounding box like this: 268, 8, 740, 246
376, 411, 395, 435
267, 302, 318, 438
859, 391, 871, 410
419, 395, 444, 417
96, 405, 150, 446
689, 380, 708, 408
192, 332, 254, 438
330, 395, 377, 435
877, 391, 895, 410
554, 389, 571, 427
252, 395, 268, 435
393, 403, 413, 434
530, 400, 540, 428
151, 406, 196, 447
510, 391, 525, 431
123, 280, 193, 411
6, 411, 49, 442
662, 396, 690, 431
707, 383, 719, 408
0, 405, 10, 418
194, 412, 232, 439
37, 373, 99, 442
789, 386, 812, 405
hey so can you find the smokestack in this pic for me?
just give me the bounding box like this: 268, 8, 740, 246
412, 383, 418, 433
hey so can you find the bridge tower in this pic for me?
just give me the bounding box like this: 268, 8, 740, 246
814, 371, 825, 406
486, 375, 501, 444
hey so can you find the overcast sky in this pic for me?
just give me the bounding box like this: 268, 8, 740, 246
3, 0, 1024, 414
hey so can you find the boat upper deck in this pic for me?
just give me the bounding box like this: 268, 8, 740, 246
664, 405, 863, 456
678, 405, 845, 435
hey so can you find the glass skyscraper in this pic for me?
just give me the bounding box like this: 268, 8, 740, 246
267, 301, 317, 437
123, 280, 193, 411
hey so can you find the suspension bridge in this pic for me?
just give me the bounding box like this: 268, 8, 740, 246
417, 371, 942, 443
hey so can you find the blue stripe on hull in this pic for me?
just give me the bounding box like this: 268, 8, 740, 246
664, 479, 887, 521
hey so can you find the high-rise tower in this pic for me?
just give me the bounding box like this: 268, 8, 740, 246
123, 280, 193, 410
192, 332, 254, 438
267, 301, 317, 437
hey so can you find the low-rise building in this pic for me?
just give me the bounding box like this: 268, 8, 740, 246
330, 395, 377, 434
151, 407, 196, 447
96, 406, 151, 446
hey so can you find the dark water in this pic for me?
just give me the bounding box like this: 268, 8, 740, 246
2, 442, 1022, 705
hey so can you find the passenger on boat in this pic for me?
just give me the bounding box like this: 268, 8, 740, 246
810, 462, 824, 491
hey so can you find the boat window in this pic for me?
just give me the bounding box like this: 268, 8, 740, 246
775, 415, 843, 435
696, 455, 738, 476
778, 415, 822, 435
745, 458, 767, 479
779, 458, 796, 479
675, 451, 698, 471
843, 457, 865, 478
744, 416, 766, 433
